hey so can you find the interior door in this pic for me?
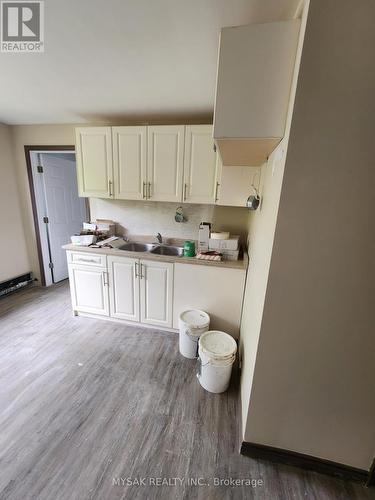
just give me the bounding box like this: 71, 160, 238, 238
112, 126, 147, 200
147, 125, 184, 202
183, 125, 219, 204
75, 127, 113, 198
107, 256, 140, 322
41, 153, 87, 283
68, 265, 109, 316
140, 260, 173, 327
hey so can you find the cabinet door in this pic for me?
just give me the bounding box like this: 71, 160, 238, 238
173, 263, 246, 337
147, 125, 184, 202
75, 127, 113, 198
140, 260, 173, 328
68, 264, 109, 316
112, 126, 147, 200
107, 256, 140, 322
183, 125, 219, 204
216, 159, 261, 207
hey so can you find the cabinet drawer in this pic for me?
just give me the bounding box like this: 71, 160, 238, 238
67, 251, 107, 268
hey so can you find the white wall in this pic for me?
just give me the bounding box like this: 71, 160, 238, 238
239, 139, 289, 434
240, 0, 310, 438
11, 124, 77, 282
243, 0, 375, 470
90, 198, 249, 242
0, 124, 30, 282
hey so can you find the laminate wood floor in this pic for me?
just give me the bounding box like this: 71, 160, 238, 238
0, 282, 372, 500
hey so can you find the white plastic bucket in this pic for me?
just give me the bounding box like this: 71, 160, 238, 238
179, 310, 210, 359
197, 330, 237, 393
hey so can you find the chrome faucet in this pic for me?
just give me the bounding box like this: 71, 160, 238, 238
156, 233, 162, 244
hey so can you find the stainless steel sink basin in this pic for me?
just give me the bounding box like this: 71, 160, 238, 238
119, 242, 156, 252
150, 245, 184, 257
119, 241, 184, 257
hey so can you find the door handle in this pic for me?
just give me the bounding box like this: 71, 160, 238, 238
143, 181, 147, 199
215, 181, 220, 203
148, 182, 152, 199
140, 263, 144, 279
108, 180, 113, 197
135, 261, 139, 278
184, 183, 188, 202
102, 271, 108, 286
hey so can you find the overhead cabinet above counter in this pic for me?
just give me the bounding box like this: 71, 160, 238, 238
75, 124, 221, 205
213, 20, 301, 166
75, 124, 262, 207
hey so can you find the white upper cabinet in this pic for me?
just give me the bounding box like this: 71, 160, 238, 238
112, 126, 147, 200
147, 125, 184, 202
214, 20, 300, 166
75, 124, 250, 206
75, 127, 113, 198
183, 125, 219, 204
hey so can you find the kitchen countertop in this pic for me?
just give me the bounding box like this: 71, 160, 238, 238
62, 244, 248, 270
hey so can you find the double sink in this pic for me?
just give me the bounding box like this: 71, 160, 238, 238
119, 241, 184, 257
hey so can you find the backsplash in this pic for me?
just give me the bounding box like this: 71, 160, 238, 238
89, 199, 250, 243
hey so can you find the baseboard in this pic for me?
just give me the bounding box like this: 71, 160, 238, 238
0, 273, 33, 298
241, 441, 370, 485
232, 362, 242, 455
367, 458, 375, 487
75, 311, 179, 334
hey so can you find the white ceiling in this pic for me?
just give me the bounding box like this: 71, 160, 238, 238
0, 0, 300, 124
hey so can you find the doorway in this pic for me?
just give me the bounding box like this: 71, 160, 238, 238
26, 147, 88, 286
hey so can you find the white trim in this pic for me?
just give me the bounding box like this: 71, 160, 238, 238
31, 150, 75, 154
30, 151, 53, 286
29, 150, 79, 287
74, 311, 179, 334
293, 0, 305, 19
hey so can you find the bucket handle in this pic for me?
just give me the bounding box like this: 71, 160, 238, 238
198, 354, 236, 366
197, 356, 210, 368
184, 329, 201, 342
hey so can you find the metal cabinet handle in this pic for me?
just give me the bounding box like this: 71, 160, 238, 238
143, 181, 147, 199
108, 180, 113, 197
148, 182, 152, 199
102, 271, 108, 286
135, 262, 144, 279
184, 183, 188, 202
77, 258, 97, 263
215, 181, 220, 203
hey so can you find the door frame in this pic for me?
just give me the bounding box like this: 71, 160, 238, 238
25, 145, 90, 286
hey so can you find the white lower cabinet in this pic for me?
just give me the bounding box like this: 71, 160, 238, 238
140, 260, 173, 328
107, 256, 140, 322
68, 254, 173, 328
68, 264, 110, 316
173, 263, 246, 337
68, 252, 244, 335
